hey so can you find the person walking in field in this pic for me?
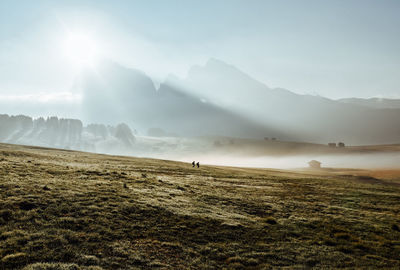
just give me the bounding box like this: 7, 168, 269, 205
196, 162, 200, 168
192, 161, 195, 167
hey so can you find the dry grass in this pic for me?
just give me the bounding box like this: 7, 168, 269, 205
0, 143, 400, 269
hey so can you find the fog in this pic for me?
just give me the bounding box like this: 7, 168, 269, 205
132, 136, 400, 169
111, 141, 400, 170
1, 2, 400, 166
1, 58, 400, 145
2, 1, 400, 99
1, 113, 400, 170
42, 58, 397, 146
177, 153, 400, 170
0, 93, 81, 119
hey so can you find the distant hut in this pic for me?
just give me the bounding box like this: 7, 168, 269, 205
328, 143, 336, 147
213, 140, 222, 147
271, 138, 277, 141
308, 160, 321, 169
338, 142, 345, 147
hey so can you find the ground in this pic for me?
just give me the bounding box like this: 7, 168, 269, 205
0, 143, 400, 269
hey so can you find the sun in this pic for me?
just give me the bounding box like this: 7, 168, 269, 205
62, 32, 99, 68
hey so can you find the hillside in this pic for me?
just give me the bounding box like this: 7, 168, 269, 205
184, 136, 400, 156
1, 143, 400, 269
338, 97, 400, 109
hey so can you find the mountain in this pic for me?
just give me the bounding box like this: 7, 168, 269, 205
79, 60, 285, 140
0, 114, 136, 155
76, 58, 400, 145
338, 97, 400, 109
177, 58, 400, 144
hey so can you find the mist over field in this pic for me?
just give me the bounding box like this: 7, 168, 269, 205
185, 153, 400, 170
2, 1, 400, 269
1, 1, 400, 164
2, 112, 400, 170
1, 57, 400, 170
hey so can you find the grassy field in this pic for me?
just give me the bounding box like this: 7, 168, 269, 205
190, 136, 400, 156
0, 143, 400, 269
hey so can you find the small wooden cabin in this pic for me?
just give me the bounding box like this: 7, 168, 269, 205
308, 160, 321, 169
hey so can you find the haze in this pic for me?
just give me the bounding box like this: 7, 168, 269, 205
1, 0, 400, 169
1, 0, 400, 100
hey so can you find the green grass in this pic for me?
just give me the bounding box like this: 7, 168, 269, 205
0, 143, 400, 269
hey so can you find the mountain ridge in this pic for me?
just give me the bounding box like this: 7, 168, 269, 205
3, 58, 398, 145
171, 58, 400, 144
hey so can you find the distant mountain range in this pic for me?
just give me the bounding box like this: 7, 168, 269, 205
77, 58, 400, 145
79, 60, 282, 140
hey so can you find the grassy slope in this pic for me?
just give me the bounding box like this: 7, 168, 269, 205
192, 136, 400, 156
0, 143, 400, 269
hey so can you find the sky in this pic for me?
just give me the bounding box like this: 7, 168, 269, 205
0, 0, 399, 102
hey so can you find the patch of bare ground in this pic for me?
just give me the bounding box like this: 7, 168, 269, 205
0, 143, 400, 269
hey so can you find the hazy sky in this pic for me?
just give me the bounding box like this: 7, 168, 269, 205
0, 0, 399, 100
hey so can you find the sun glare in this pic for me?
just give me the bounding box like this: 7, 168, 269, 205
62, 32, 99, 68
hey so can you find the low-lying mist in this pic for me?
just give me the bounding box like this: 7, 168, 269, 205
2, 113, 400, 170
168, 153, 400, 170
123, 136, 400, 170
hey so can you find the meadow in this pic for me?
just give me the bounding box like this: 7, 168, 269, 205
0, 143, 399, 269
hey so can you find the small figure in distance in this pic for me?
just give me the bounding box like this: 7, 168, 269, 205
192, 161, 195, 168
196, 162, 200, 168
